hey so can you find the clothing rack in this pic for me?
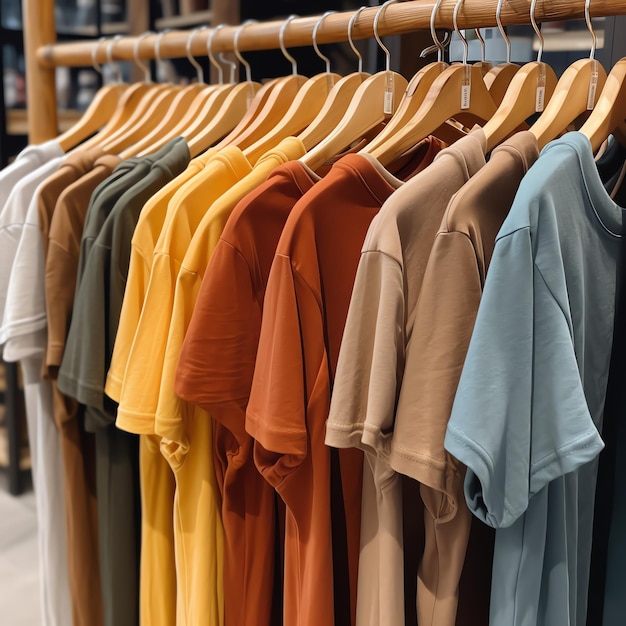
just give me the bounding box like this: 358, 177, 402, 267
22, 0, 626, 145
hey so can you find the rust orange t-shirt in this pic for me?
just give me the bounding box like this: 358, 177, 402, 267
245, 142, 441, 626
175, 160, 319, 626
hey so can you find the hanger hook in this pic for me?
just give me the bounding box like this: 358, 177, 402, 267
348, 6, 366, 73
496, 0, 511, 64
279, 15, 299, 76
133, 31, 154, 83
585, 0, 597, 60
207, 25, 226, 84
234, 19, 257, 83
374, 0, 397, 72
186, 26, 207, 84
453, 0, 469, 65
426, 0, 445, 62
92, 37, 106, 77
220, 51, 237, 84
155, 28, 172, 81
105, 35, 123, 83
530, 0, 544, 63
474, 28, 486, 63
313, 11, 336, 73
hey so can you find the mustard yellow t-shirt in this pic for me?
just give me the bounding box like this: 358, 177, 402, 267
105, 148, 217, 402
116, 146, 252, 434
153, 136, 307, 458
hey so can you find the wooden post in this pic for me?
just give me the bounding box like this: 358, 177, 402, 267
22, 0, 58, 143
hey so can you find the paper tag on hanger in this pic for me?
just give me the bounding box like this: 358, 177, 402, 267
461, 65, 471, 110
535, 63, 547, 112
384, 71, 394, 115
587, 60, 599, 110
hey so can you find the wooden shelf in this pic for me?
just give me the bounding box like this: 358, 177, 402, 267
155, 10, 213, 30
7, 108, 82, 136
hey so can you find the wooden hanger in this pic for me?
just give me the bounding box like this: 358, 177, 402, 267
125, 26, 226, 158
482, 1, 559, 152
580, 58, 626, 151
244, 11, 344, 162
214, 16, 309, 155
369, 1, 497, 167
363, 1, 450, 156
58, 37, 129, 152
482, 0, 520, 107
301, 0, 409, 172
530, 0, 607, 150
298, 8, 369, 150
76, 32, 165, 152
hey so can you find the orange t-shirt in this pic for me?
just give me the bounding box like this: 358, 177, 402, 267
245, 144, 441, 626
175, 160, 319, 626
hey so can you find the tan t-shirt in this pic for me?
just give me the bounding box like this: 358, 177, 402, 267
327, 131, 540, 625
326, 130, 488, 626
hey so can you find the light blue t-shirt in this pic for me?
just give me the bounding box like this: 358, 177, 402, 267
444, 131, 622, 626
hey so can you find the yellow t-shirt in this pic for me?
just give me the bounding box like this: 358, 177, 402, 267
116, 146, 252, 434
105, 148, 217, 402
153, 136, 307, 459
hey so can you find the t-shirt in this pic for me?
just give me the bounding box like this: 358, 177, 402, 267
115, 146, 253, 435
0, 140, 63, 215
175, 160, 319, 626
326, 130, 489, 626
245, 145, 441, 626
153, 137, 307, 456
56, 137, 190, 626
37, 147, 104, 256
444, 132, 620, 626
58, 137, 190, 419
105, 148, 217, 402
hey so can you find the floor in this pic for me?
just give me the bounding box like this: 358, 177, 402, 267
0, 474, 42, 625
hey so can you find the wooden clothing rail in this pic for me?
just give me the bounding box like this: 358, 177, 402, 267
22, 0, 626, 143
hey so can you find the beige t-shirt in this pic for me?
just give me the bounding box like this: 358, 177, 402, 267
326, 130, 488, 626
327, 131, 540, 625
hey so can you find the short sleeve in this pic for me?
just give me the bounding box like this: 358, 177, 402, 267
325, 249, 405, 454
105, 246, 150, 402
391, 232, 482, 498
444, 228, 604, 529
57, 239, 109, 420
246, 253, 312, 484
175, 239, 260, 442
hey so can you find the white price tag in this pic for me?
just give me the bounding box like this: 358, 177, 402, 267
535, 86, 546, 112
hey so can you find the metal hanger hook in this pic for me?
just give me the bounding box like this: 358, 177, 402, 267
530, 0, 544, 63
219, 51, 237, 84
313, 11, 336, 73
105, 35, 123, 83
155, 28, 172, 77
133, 31, 154, 83
207, 25, 226, 84
279, 15, 299, 76
428, 0, 445, 62
348, 6, 366, 73
496, 0, 511, 64
92, 37, 106, 77
453, 0, 469, 65
474, 28, 486, 63
186, 26, 207, 84
374, 0, 398, 72
585, 0, 597, 60
234, 19, 257, 83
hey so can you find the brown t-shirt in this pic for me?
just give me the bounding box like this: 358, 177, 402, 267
175, 160, 319, 626
246, 141, 441, 626
37, 147, 104, 256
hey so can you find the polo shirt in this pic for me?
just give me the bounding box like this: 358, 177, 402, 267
246, 142, 441, 626
175, 160, 319, 626
444, 132, 619, 626
57, 137, 190, 626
